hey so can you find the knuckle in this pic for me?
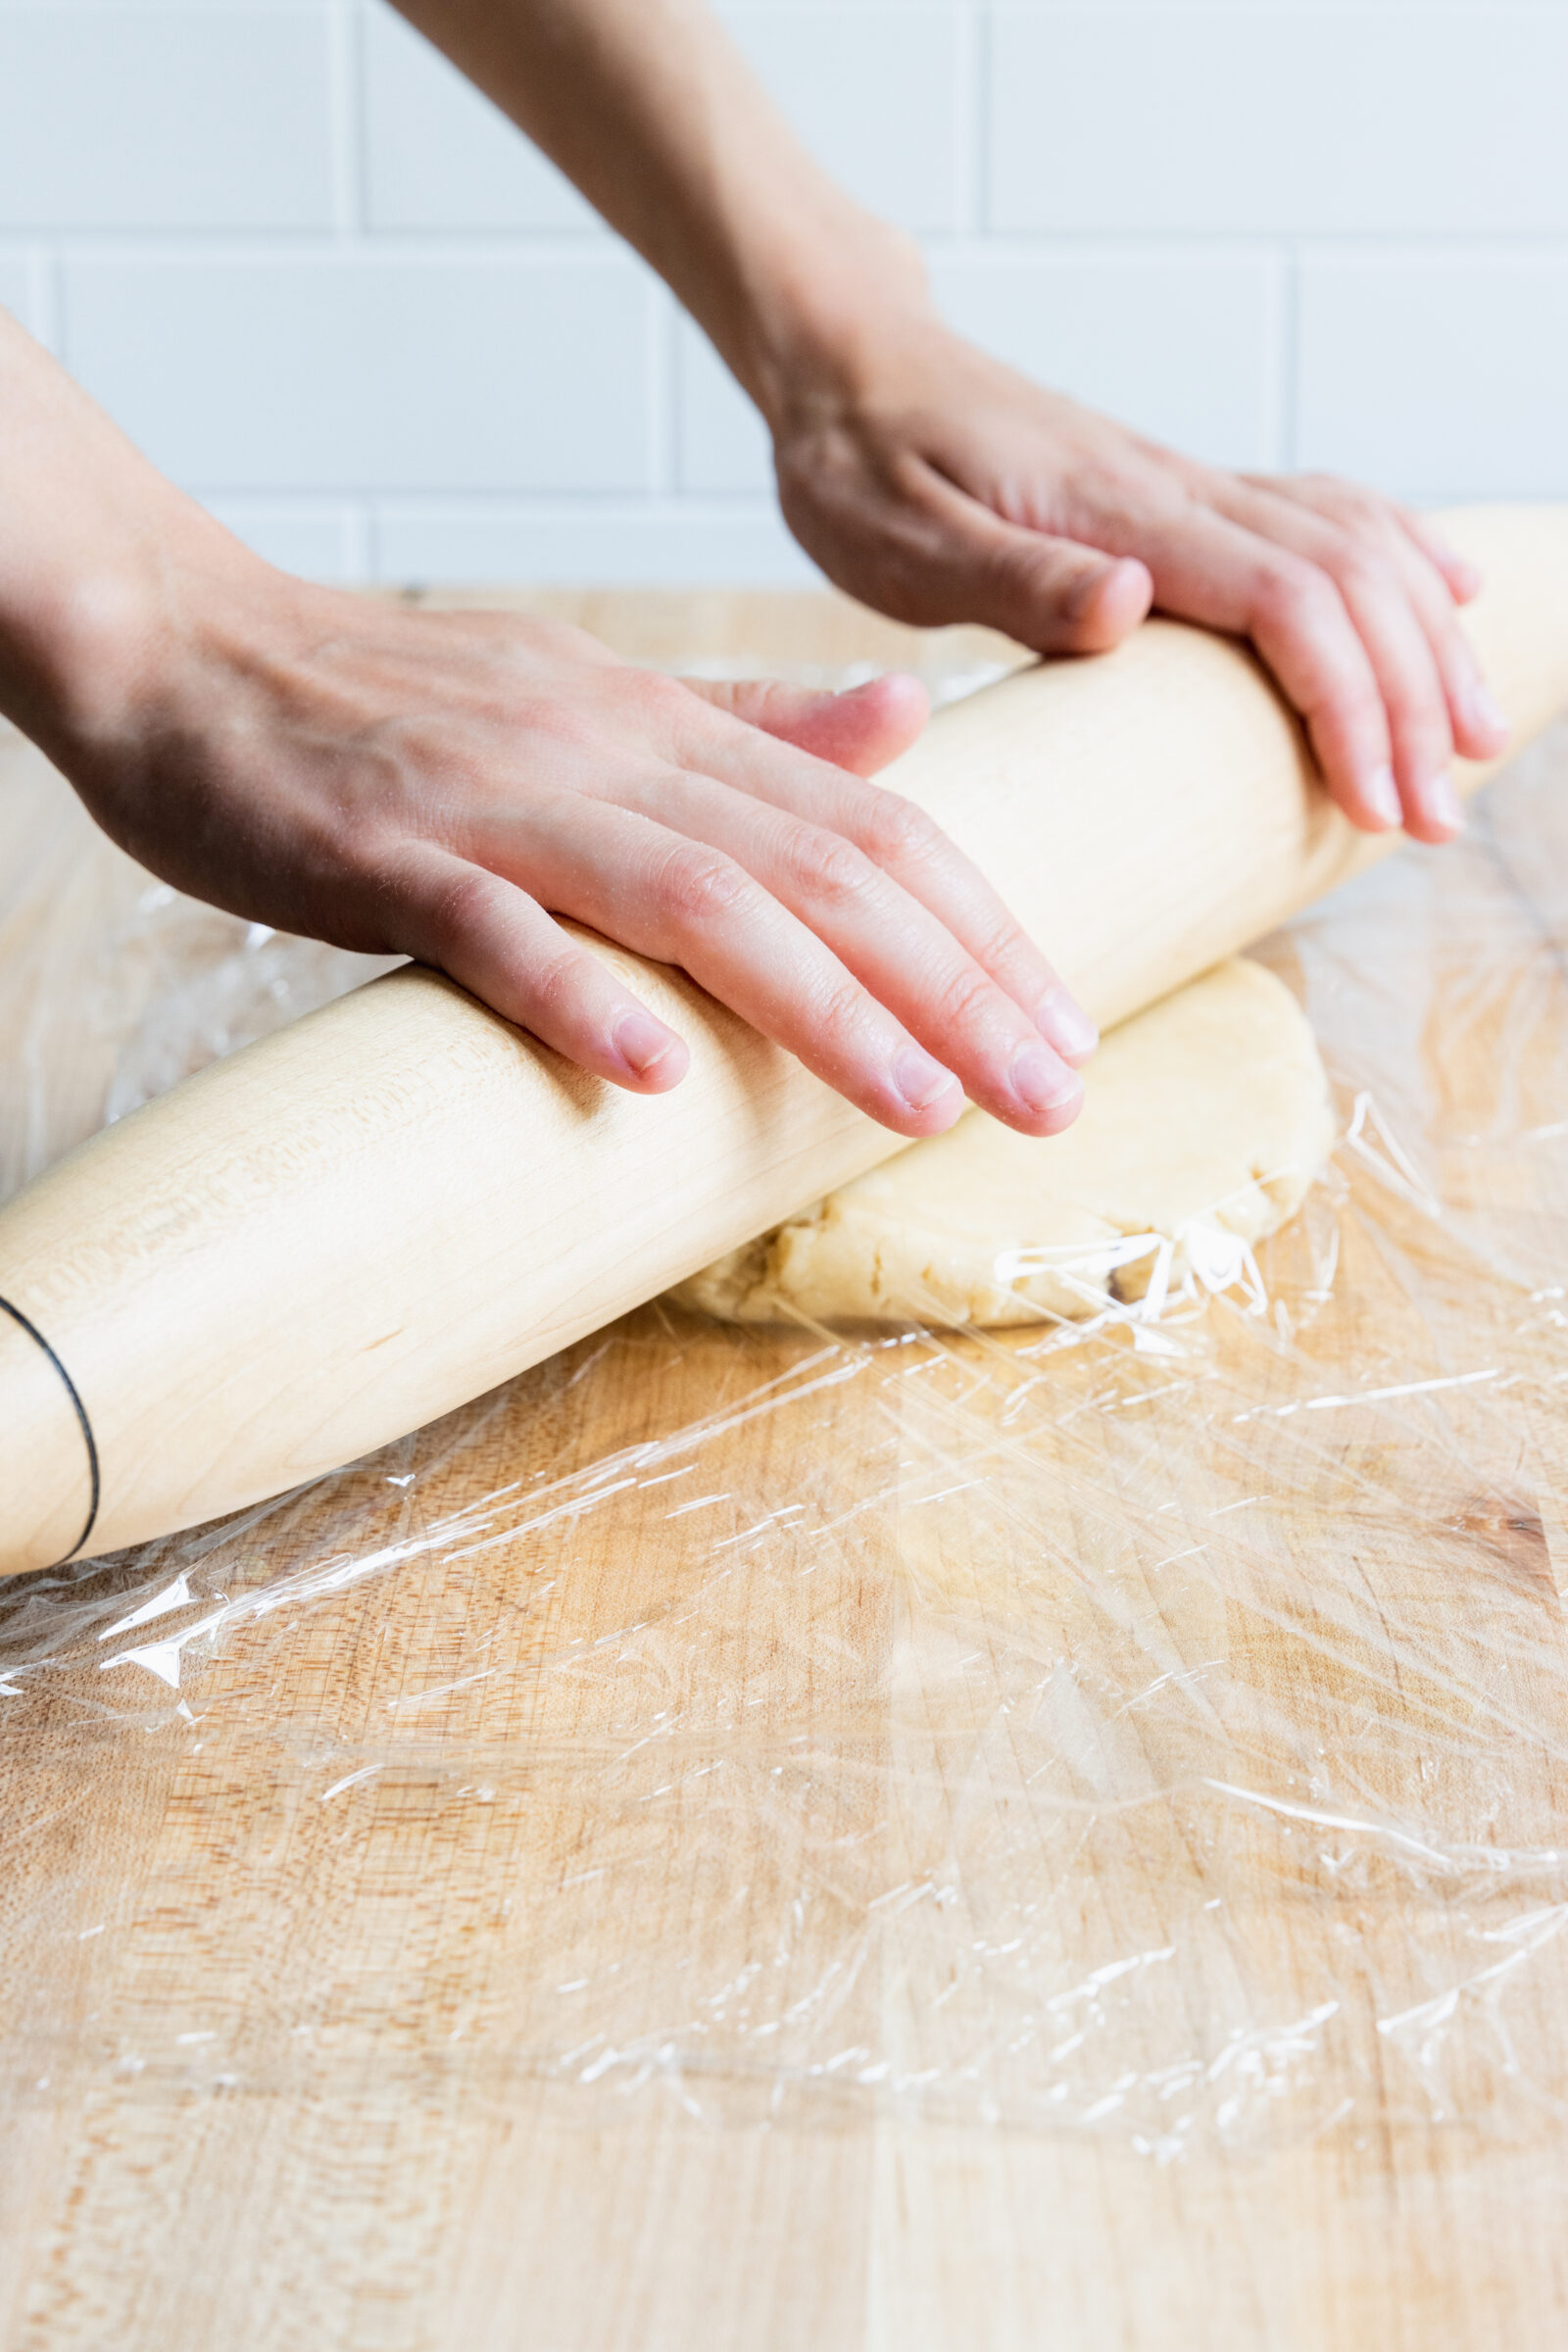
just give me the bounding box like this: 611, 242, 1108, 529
804, 969, 876, 1047
1329, 543, 1396, 606
1435, 613, 1475, 669
528, 946, 594, 1023
782, 823, 878, 906
992, 537, 1061, 614
928, 959, 1001, 1039
640, 666, 693, 717
656, 845, 754, 926
1296, 469, 1367, 516
414, 858, 498, 944
859, 788, 941, 870
969, 908, 1031, 976
326, 821, 398, 903
1297, 469, 1352, 507
612, 665, 693, 732
732, 677, 796, 730
1336, 475, 1386, 524
1253, 554, 1338, 634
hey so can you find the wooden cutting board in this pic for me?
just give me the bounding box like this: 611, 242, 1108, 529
2, 593, 1567, 2350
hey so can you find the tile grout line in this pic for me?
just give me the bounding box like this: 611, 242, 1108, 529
971, 2, 991, 239
327, 0, 364, 247
26, 245, 60, 354
951, 1, 986, 239
1278, 237, 1301, 472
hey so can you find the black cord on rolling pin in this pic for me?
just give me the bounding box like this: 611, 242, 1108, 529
0, 1293, 101, 1565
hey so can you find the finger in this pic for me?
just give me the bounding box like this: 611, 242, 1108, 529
1244, 476, 1507, 761
815, 457, 1152, 655
475, 792, 1082, 1140
389, 849, 691, 1093
1397, 509, 1483, 606
681, 672, 929, 776
1390, 534, 1508, 756
669, 722, 1099, 1068
1072, 497, 1403, 833
1366, 513, 1505, 756
914, 468, 1155, 654
1214, 479, 1461, 842
552, 762, 1088, 1131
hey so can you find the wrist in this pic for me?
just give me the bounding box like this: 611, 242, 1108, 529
712, 207, 935, 435
0, 308, 262, 764
0, 484, 263, 771
0, 547, 159, 758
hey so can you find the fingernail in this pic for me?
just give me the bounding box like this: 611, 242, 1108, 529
1008, 1040, 1082, 1121
892, 1044, 958, 1113
1363, 764, 1403, 829
1037, 985, 1099, 1062
1467, 681, 1509, 745
1424, 773, 1466, 835
613, 1009, 681, 1077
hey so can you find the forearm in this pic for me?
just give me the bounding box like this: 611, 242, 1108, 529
390, 0, 924, 418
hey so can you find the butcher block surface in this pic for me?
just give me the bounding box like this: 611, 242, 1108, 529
2, 589, 1568, 2350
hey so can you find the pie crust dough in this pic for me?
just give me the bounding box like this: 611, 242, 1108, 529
672, 958, 1336, 1328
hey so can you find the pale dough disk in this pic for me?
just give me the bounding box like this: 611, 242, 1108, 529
672, 957, 1336, 1329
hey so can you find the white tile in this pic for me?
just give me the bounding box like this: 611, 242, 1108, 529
373, 502, 818, 585
676, 320, 774, 494
361, 4, 600, 234
720, 5, 964, 232
361, 3, 964, 237
991, 6, 1568, 236
203, 499, 368, 582
1297, 253, 1568, 501
60, 255, 655, 494
928, 249, 1279, 469
0, 259, 31, 334
722, 0, 953, 9
679, 247, 1278, 492
0, 8, 333, 230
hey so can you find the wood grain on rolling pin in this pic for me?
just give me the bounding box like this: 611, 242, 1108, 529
0, 505, 1565, 1573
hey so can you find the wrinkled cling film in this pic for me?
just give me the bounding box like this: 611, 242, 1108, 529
1, 695, 1567, 2163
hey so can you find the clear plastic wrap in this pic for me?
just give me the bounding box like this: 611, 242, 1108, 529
1, 689, 1567, 2170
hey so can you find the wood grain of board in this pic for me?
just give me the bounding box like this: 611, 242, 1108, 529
2, 593, 1568, 2349
6, 506, 1566, 1575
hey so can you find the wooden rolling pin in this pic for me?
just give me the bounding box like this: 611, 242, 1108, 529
3, 505, 1567, 1576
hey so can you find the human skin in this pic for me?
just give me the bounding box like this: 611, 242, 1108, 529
0, 313, 1089, 1140
0, 0, 1507, 1136
397, 0, 1508, 842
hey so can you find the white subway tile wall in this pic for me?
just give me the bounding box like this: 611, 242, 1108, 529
61, 253, 658, 490
989, 6, 1568, 239
0, 8, 336, 231
1297, 253, 1568, 499
362, 8, 598, 234
722, 7, 969, 234
2, 0, 1562, 582
0, 258, 32, 338
924, 250, 1285, 470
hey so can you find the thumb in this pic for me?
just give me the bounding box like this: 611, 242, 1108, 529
681, 671, 929, 776
910, 476, 1154, 655
969, 530, 1153, 657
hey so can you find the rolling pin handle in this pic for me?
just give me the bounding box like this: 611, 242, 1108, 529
0, 1295, 100, 1571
